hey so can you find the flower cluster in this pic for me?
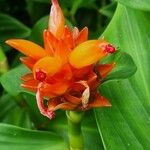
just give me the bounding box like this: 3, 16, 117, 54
6, 0, 116, 119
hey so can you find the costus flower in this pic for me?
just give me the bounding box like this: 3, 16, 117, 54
6, 0, 116, 119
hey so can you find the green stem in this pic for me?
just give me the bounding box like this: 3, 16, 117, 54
0, 46, 9, 74
66, 111, 84, 150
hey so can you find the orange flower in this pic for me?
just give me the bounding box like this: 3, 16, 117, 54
6, 0, 116, 119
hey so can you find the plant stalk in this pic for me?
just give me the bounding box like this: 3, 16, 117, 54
66, 111, 84, 150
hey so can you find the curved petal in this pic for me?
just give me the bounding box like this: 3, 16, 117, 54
73, 65, 92, 80
36, 89, 55, 119
64, 94, 82, 105
75, 27, 88, 46
38, 82, 69, 97
43, 30, 55, 56
96, 63, 115, 79
48, 98, 76, 111
73, 27, 79, 40
33, 56, 62, 79
48, 63, 72, 83
20, 57, 36, 69
49, 0, 65, 38
62, 26, 74, 49
21, 73, 34, 82
77, 81, 90, 108
6, 39, 47, 60
69, 40, 109, 68
21, 79, 39, 92
54, 39, 70, 63
89, 93, 111, 108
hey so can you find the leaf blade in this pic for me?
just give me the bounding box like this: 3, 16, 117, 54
0, 123, 67, 150
95, 4, 150, 150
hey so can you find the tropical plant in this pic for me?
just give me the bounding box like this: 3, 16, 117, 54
0, 0, 149, 150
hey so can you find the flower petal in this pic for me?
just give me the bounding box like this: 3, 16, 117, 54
48, 64, 72, 83
38, 82, 69, 98
48, 98, 76, 111
49, 0, 65, 38
54, 39, 70, 63
33, 56, 62, 78
73, 65, 92, 80
96, 63, 115, 79
43, 30, 55, 56
77, 81, 90, 108
6, 39, 47, 60
75, 27, 88, 46
36, 89, 55, 119
21, 79, 39, 92
69, 40, 109, 68
73, 27, 79, 40
62, 26, 74, 49
89, 93, 111, 108
21, 73, 34, 82
20, 57, 36, 69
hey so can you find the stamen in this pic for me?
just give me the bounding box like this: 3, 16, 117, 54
104, 44, 116, 53
35, 69, 47, 82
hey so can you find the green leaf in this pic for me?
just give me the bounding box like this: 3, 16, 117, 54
26, 0, 50, 23
116, 0, 150, 11
0, 65, 29, 96
0, 94, 16, 120
2, 106, 33, 129
30, 15, 49, 46
0, 13, 31, 50
95, 4, 150, 150
0, 123, 67, 150
99, 2, 117, 18
101, 51, 137, 83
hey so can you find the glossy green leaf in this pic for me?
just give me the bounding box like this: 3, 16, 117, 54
116, 0, 150, 11
0, 123, 67, 150
101, 51, 137, 83
95, 4, 150, 150
0, 65, 29, 96
0, 94, 16, 120
0, 14, 31, 49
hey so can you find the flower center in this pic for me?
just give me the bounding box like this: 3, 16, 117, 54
35, 69, 47, 82
104, 44, 116, 53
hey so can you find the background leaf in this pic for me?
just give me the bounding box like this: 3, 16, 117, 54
116, 0, 150, 11
0, 65, 29, 96
30, 16, 49, 46
0, 123, 67, 150
0, 14, 31, 50
95, 4, 150, 150
0, 94, 16, 120
101, 51, 137, 83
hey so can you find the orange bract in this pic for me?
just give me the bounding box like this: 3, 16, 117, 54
6, 0, 116, 119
